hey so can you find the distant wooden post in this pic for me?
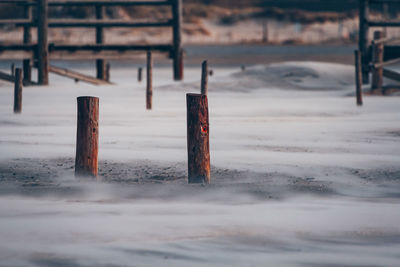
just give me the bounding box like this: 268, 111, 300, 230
96, 4, 107, 80
37, 0, 49, 85
355, 50, 363, 106
262, 20, 268, 43
359, 0, 369, 84
209, 69, 213, 76
23, 4, 32, 84
138, 67, 143, 82
13, 68, 23, 114
186, 93, 210, 184
371, 31, 384, 94
75, 96, 99, 178
172, 0, 183, 81
105, 62, 110, 82
201, 60, 208, 95
146, 51, 153, 110
10, 63, 15, 77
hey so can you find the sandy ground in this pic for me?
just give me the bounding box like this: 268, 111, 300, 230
0, 60, 400, 266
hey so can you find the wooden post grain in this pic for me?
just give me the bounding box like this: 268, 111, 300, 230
138, 67, 143, 82
355, 50, 363, 106
359, 0, 369, 84
172, 0, 183, 81
105, 62, 110, 82
37, 0, 49, 85
371, 31, 384, 94
96, 4, 107, 80
23, 4, 32, 84
13, 68, 23, 114
146, 51, 153, 110
75, 96, 99, 178
201, 60, 208, 95
186, 94, 210, 184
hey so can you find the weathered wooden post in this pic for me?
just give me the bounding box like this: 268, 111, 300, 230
96, 4, 107, 80
138, 67, 143, 82
146, 51, 153, 110
359, 0, 369, 84
105, 63, 110, 82
186, 94, 210, 184
262, 20, 268, 43
355, 50, 363, 106
172, 0, 183, 81
75, 96, 99, 178
13, 68, 23, 114
209, 69, 213, 76
10, 64, 15, 77
37, 0, 49, 85
201, 60, 208, 95
371, 31, 384, 94
23, 3, 32, 84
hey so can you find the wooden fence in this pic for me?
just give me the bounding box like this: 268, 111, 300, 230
0, 0, 183, 85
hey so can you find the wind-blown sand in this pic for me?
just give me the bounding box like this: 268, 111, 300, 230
0, 61, 399, 266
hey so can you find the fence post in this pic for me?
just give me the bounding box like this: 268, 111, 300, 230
105, 62, 110, 82
10, 63, 15, 77
23, 4, 32, 84
359, 0, 369, 84
172, 0, 183, 81
355, 50, 363, 106
14, 68, 23, 114
75, 96, 99, 177
138, 67, 143, 82
371, 31, 384, 94
37, 0, 49, 85
146, 51, 153, 110
186, 93, 210, 184
96, 4, 107, 80
201, 60, 208, 95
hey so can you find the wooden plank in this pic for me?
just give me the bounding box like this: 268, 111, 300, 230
47, 0, 171, 6
48, 19, 173, 28
372, 57, 400, 69
49, 65, 111, 85
0, 19, 33, 27
368, 19, 400, 27
383, 68, 400, 82
49, 43, 173, 51
0, 71, 14, 83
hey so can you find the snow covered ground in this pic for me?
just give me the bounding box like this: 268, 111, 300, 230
0, 61, 399, 266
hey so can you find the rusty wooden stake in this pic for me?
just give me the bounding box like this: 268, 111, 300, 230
371, 31, 384, 94
146, 51, 152, 110
355, 50, 363, 106
186, 93, 210, 184
13, 68, 23, 114
201, 60, 208, 95
138, 67, 143, 82
75, 96, 99, 178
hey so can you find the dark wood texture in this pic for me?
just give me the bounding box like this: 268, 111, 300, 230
37, 0, 49, 85
105, 63, 110, 82
95, 5, 106, 80
146, 51, 152, 110
371, 31, 384, 94
354, 50, 363, 106
383, 68, 400, 82
0, 71, 15, 83
359, 0, 369, 84
172, 0, 183, 80
49, 65, 110, 85
201, 60, 208, 95
186, 93, 210, 184
75, 96, 99, 177
10, 63, 15, 76
13, 68, 23, 114
138, 67, 143, 82
23, 4, 32, 84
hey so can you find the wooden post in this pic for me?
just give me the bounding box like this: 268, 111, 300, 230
359, 0, 369, 84
209, 69, 213, 76
10, 64, 15, 77
14, 68, 23, 114
37, 0, 49, 85
172, 0, 183, 81
146, 51, 152, 110
186, 93, 210, 184
371, 31, 384, 94
138, 67, 143, 82
23, 4, 32, 84
201, 61, 208, 95
96, 4, 106, 80
75, 96, 99, 178
262, 20, 268, 43
105, 62, 110, 82
355, 50, 363, 106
